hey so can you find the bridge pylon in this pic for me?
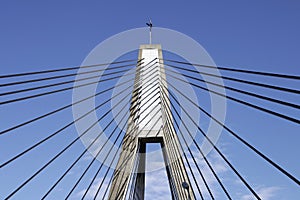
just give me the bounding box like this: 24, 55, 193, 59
108, 44, 195, 200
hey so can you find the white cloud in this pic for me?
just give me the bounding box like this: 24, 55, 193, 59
74, 144, 282, 200
144, 145, 231, 199
241, 186, 281, 200
183, 146, 282, 200
174, 143, 231, 199
76, 177, 110, 200
145, 168, 172, 200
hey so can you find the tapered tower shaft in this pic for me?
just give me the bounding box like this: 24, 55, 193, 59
108, 44, 195, 200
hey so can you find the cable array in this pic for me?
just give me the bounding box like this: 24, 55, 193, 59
1, 56, 299, 199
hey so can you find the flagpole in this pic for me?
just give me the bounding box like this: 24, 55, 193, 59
146, 19, 153, 44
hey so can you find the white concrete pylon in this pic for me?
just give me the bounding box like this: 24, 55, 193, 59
108, 44, 195, 200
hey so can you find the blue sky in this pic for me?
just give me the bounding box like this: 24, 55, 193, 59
0, 1, 299, 199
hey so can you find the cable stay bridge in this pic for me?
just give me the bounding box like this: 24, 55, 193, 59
0, 38, 299, 199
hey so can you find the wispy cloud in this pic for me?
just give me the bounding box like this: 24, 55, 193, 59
183, 145, 282, 199
145, 169, 172, 200
144, 145, 231, 199
75, 144, 282, 200
241, 186, 281, 200
76, 177, 110, 199
186, 147, 231, 199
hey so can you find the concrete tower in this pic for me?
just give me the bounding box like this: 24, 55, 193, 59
108, 44, 195, 200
